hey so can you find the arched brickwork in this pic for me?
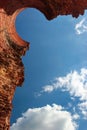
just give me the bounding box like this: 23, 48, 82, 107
0, 0, 87, 129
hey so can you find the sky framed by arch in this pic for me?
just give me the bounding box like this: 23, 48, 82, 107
11, 8, 87, 130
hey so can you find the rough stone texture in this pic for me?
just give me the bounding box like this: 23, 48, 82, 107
0, 0, 87, 130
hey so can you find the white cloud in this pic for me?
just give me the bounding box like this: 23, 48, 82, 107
72, 114, 80, 120
11, 104, 77, 130
78, 102, 87, 119
43, 85, 54, 93
75, 18, 87, 34
42, 68, 87, 101
41, 68, 87, 119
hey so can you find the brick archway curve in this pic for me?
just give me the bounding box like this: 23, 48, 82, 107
0, 0, 87, 130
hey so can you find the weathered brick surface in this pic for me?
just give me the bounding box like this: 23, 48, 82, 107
0, 0, 87, 130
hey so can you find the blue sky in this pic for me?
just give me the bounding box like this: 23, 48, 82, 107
11, 8, 87, 130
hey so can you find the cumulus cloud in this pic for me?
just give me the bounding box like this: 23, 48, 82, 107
75, 18, 87, 34
11, 104, 77, 130
78, 102, 87, 119
40, 68, 87, 119
72, 114, 80, 120
42, 68, 87, 101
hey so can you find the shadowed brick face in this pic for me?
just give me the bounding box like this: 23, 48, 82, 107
0, 0, 87, 129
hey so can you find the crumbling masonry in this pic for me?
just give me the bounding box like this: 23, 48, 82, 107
0, 0, 87, 129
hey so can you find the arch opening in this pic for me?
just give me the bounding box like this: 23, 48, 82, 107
15, 8, 48, 43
